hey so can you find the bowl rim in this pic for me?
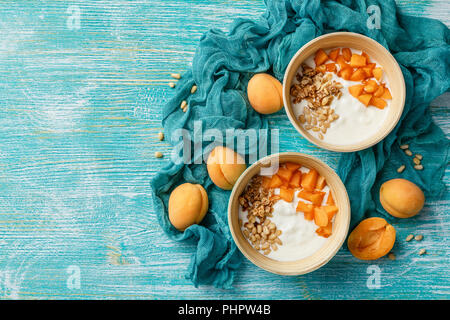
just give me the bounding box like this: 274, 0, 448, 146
282, 32, 406, 152
227, 152, 351, 275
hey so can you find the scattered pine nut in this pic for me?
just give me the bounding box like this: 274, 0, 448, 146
155, 151, 163, 158
158, 132, 164, 141
415, 234, 423, 241
406, 234, 414, 242
190, 85, 197, 94
388, 252, 396, 260
405, 149, 413, 156
170, 73, 181, 79
182, 106, 188, 113
418, 249, 426, 255
180, 100, 187, 109
397, 165, 406, 173
168, 82, 175, 88
414, 164, 423, 171
400, 144, 409, 150
413, 158, 421, 165
415, 154, 423, 160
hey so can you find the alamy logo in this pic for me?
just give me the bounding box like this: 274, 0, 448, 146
66, 5, 81, 30
367, 5, 381, 30
66, 265, 81, 290
366, 265, 381, 289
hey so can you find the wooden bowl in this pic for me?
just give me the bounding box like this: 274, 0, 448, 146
282, 32, 405, 152
228, 152, 350, 275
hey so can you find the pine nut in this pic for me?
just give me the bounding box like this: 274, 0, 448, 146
171, 73, 181, 79
405, 234, 414, 242
190, 85, 197, 94
415, 154, 423, 160
154, 151, 163, 158
413, 158, 421, 165
388, 252, 396, 260
405, 149, 413, 156
400, 144, 409, 150
168, 82, 175, 88
415, 235, 423, 241
397, 165, 405, 173
264, 248, 271, 255
180, 100, 187, 109
418, 249, 426, 255
158, 132, 164, 141
414, 164, 423, 171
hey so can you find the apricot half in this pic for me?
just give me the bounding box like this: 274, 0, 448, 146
380, 178, 425, 218
348, 217, 396, 260
207, 146, 247, 190
168, 183, 209, 231
247, 73, 283, 114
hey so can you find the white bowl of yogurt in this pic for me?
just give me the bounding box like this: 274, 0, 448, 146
283, 32, 405, 152
228, 153, 350, 275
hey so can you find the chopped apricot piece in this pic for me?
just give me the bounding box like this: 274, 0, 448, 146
349, 84, 364, 98
298, 190, 325, 206
316, 222, 333, 238
316, 64, 327, 73
361, 52, 371, 64
366, 62, 376, 69
314, 49, 329, 66
362, 67, 373, 78
301, 168, 318, 191
323, 205, 339, 221
358, 94, 372, 106
339, 67, 353, 80
350, 68, 367, 81
369, 97, 387, 109
289, 171, 302, 188
269, 174, 283, 188
342, 48, 352, 62
316, 176, 326, 190
296, 201, 314, 218
373, 85, 385, 98
279, 187, 295, 202
336, 55, 350, 70
314, 207, 329, 227
285, 162, 301, 171
262, 176, 271, 188
326, 192, 335, 205
372, 67, 383, 80
364, 80, 378, 93
350, 54, 367, 67
276, 167, 293, 182
381, 87, 392, 100
328, 48, 340, 61
325, 63, 336, 72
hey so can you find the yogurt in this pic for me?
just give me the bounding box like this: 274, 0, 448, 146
292, 48, 391, 146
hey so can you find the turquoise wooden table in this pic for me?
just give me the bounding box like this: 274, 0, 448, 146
0, 0, 448, 300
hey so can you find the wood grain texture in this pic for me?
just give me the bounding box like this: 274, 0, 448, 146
0, 0, 448, 299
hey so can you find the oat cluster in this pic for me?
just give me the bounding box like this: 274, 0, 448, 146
239, 176, 283, 256
290, 64, 343, 139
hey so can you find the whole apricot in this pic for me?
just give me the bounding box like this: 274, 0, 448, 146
168, 183, 209, 231
380, 178, 425, 218
207, 146, 247, 190
348, 217, 396, 260
247, 73, 283, 114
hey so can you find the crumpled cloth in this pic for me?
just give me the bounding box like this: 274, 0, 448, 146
151, 0, 450, 288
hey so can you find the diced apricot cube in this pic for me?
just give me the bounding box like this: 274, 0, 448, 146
316, 222, 333, 237
350, 68, 367, 81
314, 49, 329, 66
373, 67, 383, 80
269, 174, 283, 188
280, 187, 295, 202
339, 67, 353, 80
366, 63, 376, 69
289, 171, 302, 188
314, 207, 329, 227
326, 193, 335, 205
336, 55, 350, 70
361, 52, 371, 64
325, 63, 336, 72
342, 48, 352, 62
285, 162, 301, 171
296, 201, 314, 218
329, 48, 340, 61
364, 80, 378, 93
262, 176, 271, 188
369, 97, 387, 109
323, 205, 339, 221
301, 168, 319, 191
358, 94, 372, 106
373, 85, 385, 98
298, 190, 325, 206
362, 67, 373, 78
276, 167, 293, 182
381, 87, 392, 100
316, 176, 326, 190
350, 54, 367, 67
316, 64, 327, 73
349, 84, 365, 98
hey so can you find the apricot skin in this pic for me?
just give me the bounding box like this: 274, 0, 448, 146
168, 183, 209, 231
380, 178, 425, 218
207, 146, 247, 190
348, 217, 396, 260
247, 73, 283, 114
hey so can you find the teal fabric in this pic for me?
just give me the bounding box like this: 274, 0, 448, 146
151, 0, 450, 288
